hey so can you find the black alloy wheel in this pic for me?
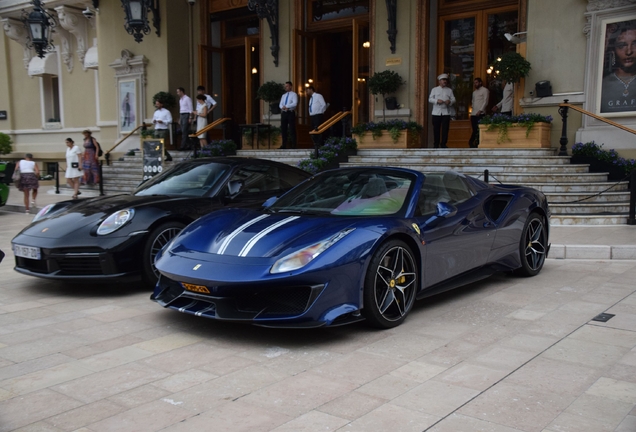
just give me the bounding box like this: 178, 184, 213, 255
517, 213, 547, 277
142, 221, 185, 286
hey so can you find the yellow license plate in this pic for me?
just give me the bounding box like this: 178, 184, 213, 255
182, 283, 210, 294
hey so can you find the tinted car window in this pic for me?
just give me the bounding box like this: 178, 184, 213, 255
135, 162, 230, 197
229, 164, 296, 195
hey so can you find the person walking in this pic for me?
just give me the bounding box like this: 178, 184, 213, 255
279, 81, 298, 149
81, 130, 101, 186
177, 87, 193, 150
306, 86, 327, 147
65, 138, 82, 199
493, 80, 513, 116
17, 153, 39, 214
429, 73, 456, 148
152, 100, 172, 139
193, 94, 209, 150
469, 77, 489, 148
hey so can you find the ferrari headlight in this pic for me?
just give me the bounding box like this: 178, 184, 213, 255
270, 228, 355, 274
32, 204, 56, 222
97, 209, 135, 235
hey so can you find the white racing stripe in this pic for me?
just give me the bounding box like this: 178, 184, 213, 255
238, 216, 300, 257
217, 214, 270, 255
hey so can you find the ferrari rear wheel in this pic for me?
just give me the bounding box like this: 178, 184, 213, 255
363, 240, 418, 329
517, 213, 547, 277
142, 221, 185, 286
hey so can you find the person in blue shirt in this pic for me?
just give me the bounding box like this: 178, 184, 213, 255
279, 81, 298, 149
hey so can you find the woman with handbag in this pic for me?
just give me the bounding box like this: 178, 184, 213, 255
17, 153, 39, 214
65, 138, 82, 199
81, 130, 101, 185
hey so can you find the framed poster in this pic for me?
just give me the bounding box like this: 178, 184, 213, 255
142, 138, 164, 182
598, 16, 636, 116
119, 79, 137, 133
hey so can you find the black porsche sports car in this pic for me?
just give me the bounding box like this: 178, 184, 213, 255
11, 157, 311, 285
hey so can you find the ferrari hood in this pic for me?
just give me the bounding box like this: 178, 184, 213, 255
19, 194, 188, 239
172, 208, 360, 259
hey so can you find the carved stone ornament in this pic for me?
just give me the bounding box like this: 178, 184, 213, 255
1, 17, 32, 70
55, 6, 89, 70
53, 25, 73, 72
587, 0, 636, 11
109, 49, 148, 83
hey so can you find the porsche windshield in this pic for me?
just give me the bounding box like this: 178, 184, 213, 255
269, 170, 414, 216
134, 162, 230, 197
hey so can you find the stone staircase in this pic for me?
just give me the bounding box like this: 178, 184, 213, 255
237, 148, 632, 225
99, 148, 631, 225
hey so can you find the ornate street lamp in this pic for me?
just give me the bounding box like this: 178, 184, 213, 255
121, 0, 160, 43
22, 0, 57, 59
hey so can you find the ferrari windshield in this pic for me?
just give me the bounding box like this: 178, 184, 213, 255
269, 169, 414, 216
134, 162, 230, 197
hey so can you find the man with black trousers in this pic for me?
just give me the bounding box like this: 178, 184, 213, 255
306, 86, 327, 147
279, 81, 298, 149
176, 87, 193, 150
469, 77, 489, 148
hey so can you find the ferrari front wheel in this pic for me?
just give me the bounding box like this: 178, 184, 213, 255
142, 221, 185, 287
362, 240, 418, 329
517, 213, 547, 277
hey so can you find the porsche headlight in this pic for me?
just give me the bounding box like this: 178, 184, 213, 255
97, 209, 135, 235
270, 228, 355, 274
32, 204, 56, 222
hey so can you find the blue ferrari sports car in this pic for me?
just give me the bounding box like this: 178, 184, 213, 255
152, 167, 550, 328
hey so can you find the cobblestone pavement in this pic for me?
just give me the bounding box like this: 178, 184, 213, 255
0, 210, 635, 432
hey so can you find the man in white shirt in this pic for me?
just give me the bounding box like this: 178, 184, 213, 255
152, 100, 173, 139
197, 85, 217, 118
428, 73, 456, 148
177, 87, 193, 150
306, 86, 327, 147
469, 77, 489, 148
493, 81, 513, 116
279, 81, 298, 149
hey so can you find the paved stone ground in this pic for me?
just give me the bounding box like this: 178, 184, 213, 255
1, 210, 635, 432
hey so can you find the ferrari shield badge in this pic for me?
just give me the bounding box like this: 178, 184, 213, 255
411, 223, 420, 235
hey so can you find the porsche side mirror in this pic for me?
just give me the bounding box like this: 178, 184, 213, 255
436, 202, 457, 218
262, 196, 278, 208
227, 180, 243, 197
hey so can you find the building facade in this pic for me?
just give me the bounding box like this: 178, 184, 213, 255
1, 0, 635, 173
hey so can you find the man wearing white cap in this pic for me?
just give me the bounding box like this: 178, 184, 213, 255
428, 73, 456, 148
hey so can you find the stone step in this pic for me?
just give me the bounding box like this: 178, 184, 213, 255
550, 215, 629, 225
544, 191, 631, 203
355, 148, 558, 157
348, 156, 573, 165
477, 172, 609, 183
549, 202, 631, 214
340, 162, 589, 174
523, 182, 629, 193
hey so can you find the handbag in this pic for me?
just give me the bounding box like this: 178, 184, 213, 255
93, 138, 103, 157
12, 166, 20, 183
71, 162, 79, 168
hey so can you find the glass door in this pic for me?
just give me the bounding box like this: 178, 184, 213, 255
245, 36, 260, 124
353, 19, 370, 126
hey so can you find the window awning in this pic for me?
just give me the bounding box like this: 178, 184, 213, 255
84, 45, 98, 70
28, 52, 58, 77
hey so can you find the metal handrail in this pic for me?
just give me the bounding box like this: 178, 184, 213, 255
309, 111, 352, 135
105, 123, 148, 156
189, 117, 231, 137
559, 103, 636, 135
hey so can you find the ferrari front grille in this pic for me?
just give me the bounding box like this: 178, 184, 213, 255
235, 286, 313, 315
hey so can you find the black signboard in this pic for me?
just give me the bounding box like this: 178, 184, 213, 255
0, 111, 7, 120
142, 139, 164, 181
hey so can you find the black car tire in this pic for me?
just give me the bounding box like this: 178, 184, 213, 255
142, 221, 185, 286
362, 239, 418, 329
516, 212, 547, 277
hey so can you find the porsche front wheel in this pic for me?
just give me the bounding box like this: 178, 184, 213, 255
363, 240, 418, 329
142, 221, 185, 286
517, 213, 547, 277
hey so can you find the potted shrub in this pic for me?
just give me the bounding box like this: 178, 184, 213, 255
571, 141, 636, 181
352, 119, 422, 149
256, 81, 286, 121
492, 52, 531, 84
368, 70, 405, 121
0, 132, 12, 156
190, 139, 237, 159
297, 137, 357, 174
241, 125, 282, 149
478, 113, 553, 148
152, 91, 177, 111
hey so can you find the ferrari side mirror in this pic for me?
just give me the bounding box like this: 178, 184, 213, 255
262, 196, 278, 208
436, 202, 457, 218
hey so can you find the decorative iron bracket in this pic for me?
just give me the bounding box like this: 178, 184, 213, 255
248, 0, 279, 66
386, 0, 397, 54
